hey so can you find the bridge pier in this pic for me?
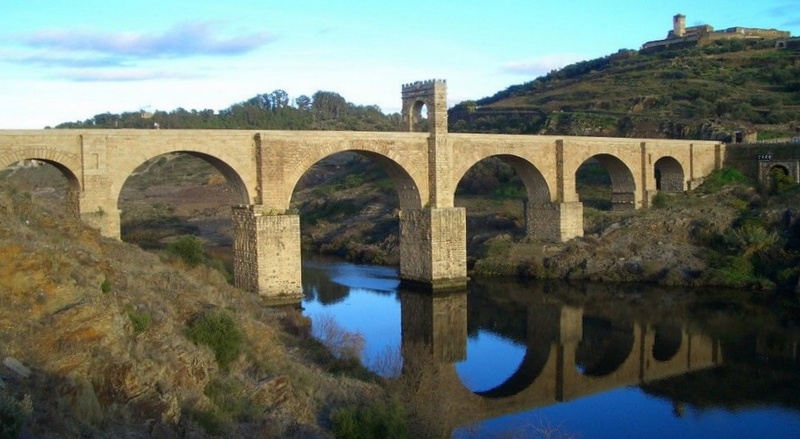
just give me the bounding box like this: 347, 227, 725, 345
80, 206, 121, 239
79, 188, 121, 239
231, 205, 303, 303
527, 202, 584, 242
399, 207, 468, 290
611, 191, 637, 210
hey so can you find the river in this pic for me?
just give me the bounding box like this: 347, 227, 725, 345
300, 256, 800, 438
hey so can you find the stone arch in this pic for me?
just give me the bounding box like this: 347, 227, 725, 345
455, 154, 552, 204
0, 153, 82, 219
769, 164, 790, 176
654, 156, 685, 192
758, 160, 799, 186
287, 149, 423, 211
579, 154, 637, 211
575, 316, 635, 377
454, 154, 553, 206
455, 153, 554, 240
114, 150, 250, 209
475, 339, 552, 399
652, 323, 682, 362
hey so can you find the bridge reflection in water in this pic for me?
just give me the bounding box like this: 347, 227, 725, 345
398, 288, 721, 430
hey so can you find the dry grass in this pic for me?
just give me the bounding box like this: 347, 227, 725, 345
0, 183, 379, 438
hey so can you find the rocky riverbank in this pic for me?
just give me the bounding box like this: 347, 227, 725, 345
0, 189, 381, 438
473, 174, 800, 293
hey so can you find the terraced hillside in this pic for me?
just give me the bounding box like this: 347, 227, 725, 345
449, 40, 800, 140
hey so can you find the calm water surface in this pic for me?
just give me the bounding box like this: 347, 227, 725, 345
301, 256, 800, 438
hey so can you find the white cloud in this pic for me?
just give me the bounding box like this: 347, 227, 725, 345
502, 53, 586, 77
21, 21, 275, 59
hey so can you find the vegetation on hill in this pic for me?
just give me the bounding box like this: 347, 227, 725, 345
55, 90, 401, 132
0, 182, 383, 437
449, 40, 800, 140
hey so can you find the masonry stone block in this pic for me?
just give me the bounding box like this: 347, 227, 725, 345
528, 202, 584, 242
232, 205, 302, 302
400, 207, 468, 290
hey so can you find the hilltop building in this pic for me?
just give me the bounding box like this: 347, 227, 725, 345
642, 14, 791, 52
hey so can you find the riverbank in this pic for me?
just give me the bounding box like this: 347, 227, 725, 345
0, 189, 384, 438
471, 170, 800, 293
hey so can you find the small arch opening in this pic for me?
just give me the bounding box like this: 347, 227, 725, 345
767, 165, 795, 195
654, 156, 685, 192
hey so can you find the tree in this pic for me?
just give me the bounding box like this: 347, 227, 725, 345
295, 95, 312, 111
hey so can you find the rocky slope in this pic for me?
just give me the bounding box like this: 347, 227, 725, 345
0, 188, 380, 438
474, 180, 800, 293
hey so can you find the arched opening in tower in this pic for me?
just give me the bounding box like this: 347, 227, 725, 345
410, 100, 429, 132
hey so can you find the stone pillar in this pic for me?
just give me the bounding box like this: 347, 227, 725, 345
399, 207, 467, 290
79, 133, 121, 238
80, 204, 121, 239
643, 190, 658, 208
232, 205, 302, 303
611, 191, 637, 211
401, 290, 467, 363
527, 202, 584, 242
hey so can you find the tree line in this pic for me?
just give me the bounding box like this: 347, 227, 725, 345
55, 90, 402, 132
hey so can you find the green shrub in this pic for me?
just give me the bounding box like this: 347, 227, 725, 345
185, 309, 244, 370
100, 277, 111, 294
127, 309, 152, 334
769, 168, 796, 195
204, 377, 259, 423
699, 168, 751, 193
186, 407, 228, 436
167, 235, 206, 267
331, 400, 408, 439
651, 192, 669, 209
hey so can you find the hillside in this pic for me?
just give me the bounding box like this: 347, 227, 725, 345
449, 39, 800, 140
0, 183, 390, 438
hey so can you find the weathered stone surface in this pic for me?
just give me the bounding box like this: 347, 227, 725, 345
0, 80, 723, 296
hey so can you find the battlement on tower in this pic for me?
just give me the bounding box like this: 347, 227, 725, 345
402, 79, 447, 100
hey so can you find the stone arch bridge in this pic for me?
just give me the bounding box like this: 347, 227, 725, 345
0, 80, 724, 301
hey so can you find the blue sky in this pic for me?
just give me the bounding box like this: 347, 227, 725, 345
1, 0, 798, 128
